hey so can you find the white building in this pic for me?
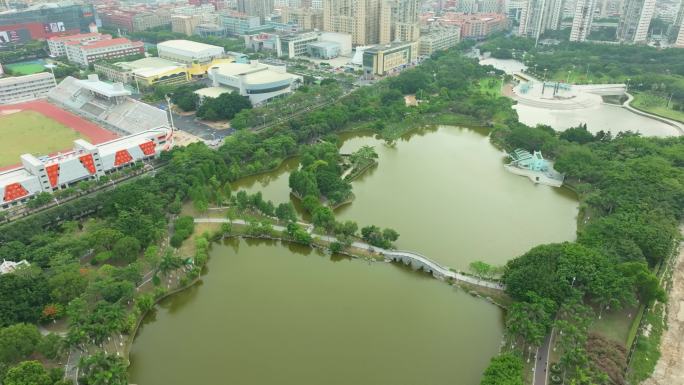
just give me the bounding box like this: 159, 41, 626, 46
207, 60, 302, 105
157, 40, 225, 66
279, 31, 320, 58
617, 0, 656, 43
65, 37, 145, 67
569, 0, 596, 42
48, 33, 108, 57
1, 127, 172, 209
319, 32, 352, 55
0, 72, 55, 104
518, 0, 563, 41
0, 260, 30, 275
419, 27, 461, 56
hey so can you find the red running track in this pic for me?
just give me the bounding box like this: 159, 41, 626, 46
0, 100, 119, 171
0, 100, 119, 144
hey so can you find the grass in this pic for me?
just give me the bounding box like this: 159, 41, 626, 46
589, 306, 638, 346
628, 302, 666, 384
5, 62, 46, 75
0, 110, 84, 167
478, 77, 503, 97
631, 92, 684, 123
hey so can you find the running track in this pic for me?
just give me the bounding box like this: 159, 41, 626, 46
0, 100, 118, 171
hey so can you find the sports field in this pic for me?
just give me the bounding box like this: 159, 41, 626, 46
0, 110, 84, 167
4, 60, 47, 75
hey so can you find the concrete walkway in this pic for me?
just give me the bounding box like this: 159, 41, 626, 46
194, 218, 505, 291
533, 331, 553, 385
622, 93, 684, 135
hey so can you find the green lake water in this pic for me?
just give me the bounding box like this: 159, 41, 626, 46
129, 126, 578, 384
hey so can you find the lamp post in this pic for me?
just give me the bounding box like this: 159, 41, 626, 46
44, 63, 57, 86
164, 94, 176, 131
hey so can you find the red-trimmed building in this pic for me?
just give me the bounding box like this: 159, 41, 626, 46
0, 126, 173, 210
65, 37, 144, 67
48, 33, 111, 57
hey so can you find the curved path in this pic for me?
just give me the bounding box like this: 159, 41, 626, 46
622, 93, 684, 135
194, 218, 504, 291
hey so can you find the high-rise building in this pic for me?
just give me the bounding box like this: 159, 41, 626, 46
616, 0, 656, 43
238, 0, 275, 21
280, 7, 324, 30
671, 2, 684, 46
569, 0, 596, 41
542, 0, 563, 31
323, 0, 392, 45
392, 0, 420, 42
518, 0, 546, 39
518, 0, 563, 41
0, 3, 96, 43
676, 25, 684, 47
171, 15, 202, 36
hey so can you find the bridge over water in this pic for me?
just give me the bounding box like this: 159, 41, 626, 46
194, 218, 505, 291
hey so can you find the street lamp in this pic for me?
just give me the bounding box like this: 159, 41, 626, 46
44, 63, 58, 86
164, 94, 176, 131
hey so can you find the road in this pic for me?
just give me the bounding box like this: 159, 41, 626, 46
534, 331, 553, 385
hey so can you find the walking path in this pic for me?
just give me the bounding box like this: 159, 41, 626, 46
642, 227, 684, 385
534, 331, 553, 385
194, 218, 504, 291
622, 93, 684, 135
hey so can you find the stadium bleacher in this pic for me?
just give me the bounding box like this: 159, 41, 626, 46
48, 76, 169, 136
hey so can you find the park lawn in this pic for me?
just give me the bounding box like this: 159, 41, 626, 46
478, 77, 502, 97
631, 92, 684, 123
5, 63, 46, 75
0, 110, 84, 167
589, 305, 638, 347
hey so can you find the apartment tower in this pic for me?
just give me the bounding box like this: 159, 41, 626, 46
616, 0, 656, 43
238, 0, 275, 21
392, 0, 420, 42
569, 0, 596, 41
518, 0, 563, 41
323, 0, 392, 45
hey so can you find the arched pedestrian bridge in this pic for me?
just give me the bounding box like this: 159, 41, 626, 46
194, 218, 505, 292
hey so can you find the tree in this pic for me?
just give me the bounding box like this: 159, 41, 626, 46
78, 352, 128, 385
381, 228, 399, 242
480, 353, 524, 385
4, 361, 52, 385
158, 252, 184, 276
275, 202, 297, 223
506, 292, 556, 348
196, 93, 252, 121
112, 236, 141, 264
312, 206, 335, 231
469, 261, 494, 279
0, 323, 42, 364
135, 293, 155, 313
0, 273, 51, 327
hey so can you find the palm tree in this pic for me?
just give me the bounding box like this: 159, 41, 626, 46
157, 251, 183, 277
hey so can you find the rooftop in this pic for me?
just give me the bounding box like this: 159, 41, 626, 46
0, 168, 35, 186
157, 39, 224, 54
117, 57, 185, 73
211, 61, 298, 85
309, 41, 340, 49
97, 126, 170, 156
77, 38, 142, 51
0, 72, 53, 86
75, 75, 131, 97
49, 32, 104, 42
194, 86, 233, 99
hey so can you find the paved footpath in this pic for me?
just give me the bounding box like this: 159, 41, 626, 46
534, 332, 553, 385
194, 218, 504, 291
